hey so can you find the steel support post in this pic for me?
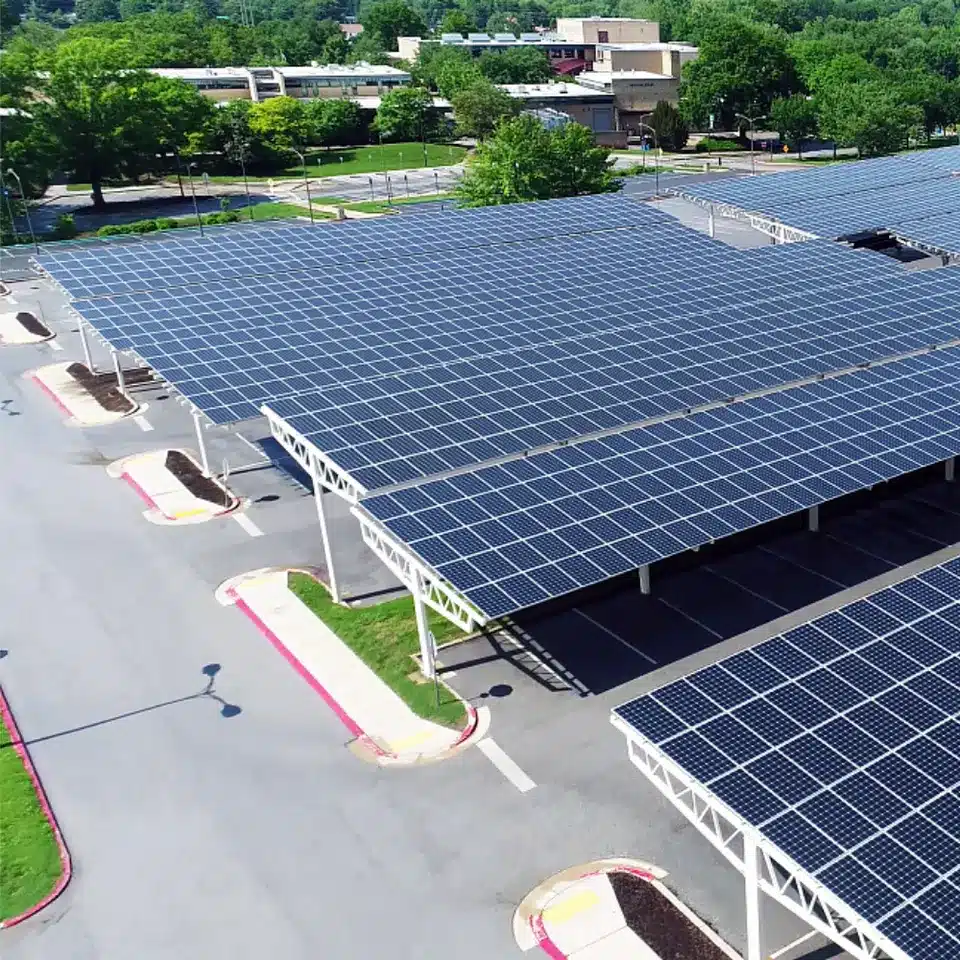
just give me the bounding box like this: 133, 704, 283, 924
708, 205, 716, 238
413, 570, 436, 679
77, 318, 94, 372
639, 564, 651, 595
743, 835, 762, 960
310, 456, 340, 603
111, 349, 127, 399
947, 457, 956, 483
808, 505, 820, 532
193, 410, 210, 477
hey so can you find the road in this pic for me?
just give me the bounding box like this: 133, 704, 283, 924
0, 311, 773, 960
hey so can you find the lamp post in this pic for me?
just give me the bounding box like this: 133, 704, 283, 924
5, 169, 38, 253
238, 141, 253, 221
185, 161, 204, 235
636, 121, 660, 197
292, 148, 315, 223
736, 112, 767, 176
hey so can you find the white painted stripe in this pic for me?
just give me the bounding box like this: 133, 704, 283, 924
49, 340, 63, 351
7, 297, 17, 304
134, 415, 153, 432
476, 737, 536, 793
233, 513, 263, 538
768, 929, 819, 959
574, 608, 658, 666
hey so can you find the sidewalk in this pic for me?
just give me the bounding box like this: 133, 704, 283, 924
220, 570, 476, 764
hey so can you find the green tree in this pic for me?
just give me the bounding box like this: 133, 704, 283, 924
456, 114, 617, 206
375, 85, 435, 140
478, 46, 552, 84
452, 79, 518, 139
483, 13, 518, 36
439, 8, 476, 34
680, 16, 797, 127
74, 0, 121, 19
320, 30, 351, 63
649, 99, 689, 151
361, 0, 426, 53
35, 37, 213, 209
308, 97, 364, 145
769, 93, 818, 152
817, 81, 923, 156
249, 96, 312, 151
348, 30, 389, 62
207, 99, 285, 171
414, 44, 481, 96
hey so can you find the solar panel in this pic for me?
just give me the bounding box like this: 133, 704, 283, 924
38, 195, 669, 300
895, 211, 960, 257
272, 260, 960, 490
360, 346, 960, 620
614, 557, 960, 960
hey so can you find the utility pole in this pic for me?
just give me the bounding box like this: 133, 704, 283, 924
737, 112, 767, 176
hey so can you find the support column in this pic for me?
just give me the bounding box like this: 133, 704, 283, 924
638, 564, 651, 595
413, 570, 436, 679
193, 410, 210, 477
111, 349, 127, 399
708, 205, 715, 239
808, 505, 819, 532
743, 835, 762, 960
310, 456, 340, 603
78, 318, 94, 372
947, 457, 956, 483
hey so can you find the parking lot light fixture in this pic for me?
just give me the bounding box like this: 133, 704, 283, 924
5, 168, 38, 253
736, 113, 767, 176
185, 161, 204, 236
292, 149, 315, 223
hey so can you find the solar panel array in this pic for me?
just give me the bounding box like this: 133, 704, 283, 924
614, 558, 960, 960
38, 195, 669, 300
361, 346, 960, 619
269, 263, 960, 490
895, 211, 960, 257
677, 146, 960, 241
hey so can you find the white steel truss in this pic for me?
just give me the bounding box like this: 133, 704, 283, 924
261, 405, 366, 503
609, 715, 909, 960
353, 509, 485, 633
666, 190, 818, 244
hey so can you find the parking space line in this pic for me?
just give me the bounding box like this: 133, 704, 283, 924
134, 415, 153, 432
657, 598, 725, 640
703, 566, 791, 613
758, 546, 848, 590
233, 513, 263, 538
49, 340, 63, 352
476, 737, 536, 793
574, 608, 658, 666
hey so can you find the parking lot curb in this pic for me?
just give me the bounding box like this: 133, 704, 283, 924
0, 685, 72, 929
218, 570, 480, 765
30, 373, 73, 420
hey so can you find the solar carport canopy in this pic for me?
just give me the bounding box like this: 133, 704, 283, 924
612, 558, 960, 960
37, 194, 668, 300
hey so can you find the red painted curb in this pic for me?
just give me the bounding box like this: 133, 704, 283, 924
227, 584, 477, 761
530, 867, 655, 959
30, 375, 74, 420
0, 685, 72, 928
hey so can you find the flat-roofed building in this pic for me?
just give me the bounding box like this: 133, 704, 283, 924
499, 82, 616, 135
577, 69, 680, 132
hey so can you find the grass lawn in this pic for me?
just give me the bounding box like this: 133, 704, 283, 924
0, 716, 62, 922
335, 192, 458, 215
207, 142, 467, 183
288, 572, 467, 729
229, 201, 332, 221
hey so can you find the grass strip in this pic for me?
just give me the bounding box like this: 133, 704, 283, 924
208, 143, 467, 183
337, 193, 457, 215
0, 714, 63, 922
288, 572, 467, 729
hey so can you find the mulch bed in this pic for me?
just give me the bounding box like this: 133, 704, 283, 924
66, 362, 153, 414
165, 450, 233, 508
16, 312, 50, 338
609, 871, 731, 960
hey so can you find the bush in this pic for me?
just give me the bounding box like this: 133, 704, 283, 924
696, 137, 744, 152
128, 219, 159, 233
154, 217, 179, 229
97, 224, 126, 236
52, 214, 77, 240
201, 211, 240, 225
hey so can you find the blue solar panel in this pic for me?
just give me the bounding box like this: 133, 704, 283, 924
614, 556, 960, 960
361, 347, 960, 620
37, 195, 670, 299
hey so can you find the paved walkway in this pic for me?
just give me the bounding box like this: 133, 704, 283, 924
224, 570, 470, 762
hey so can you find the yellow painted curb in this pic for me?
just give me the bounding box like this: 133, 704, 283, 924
541, 889, 600, 925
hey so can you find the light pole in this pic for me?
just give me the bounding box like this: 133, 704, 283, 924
736, 112, 767, 176
185, 161, 204, 235
636, 121, 660, 197
237, 141, 253, 221
292, 148, 315, 223
5, 169, 38, 253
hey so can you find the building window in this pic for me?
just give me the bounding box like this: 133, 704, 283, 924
597, 30, 608, 42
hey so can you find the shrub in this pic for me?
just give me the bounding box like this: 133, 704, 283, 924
127, 219, 159, 233
52, 214, 77, 240
97, 224, 126, 236
696, 137, 744, 152
154, 217, 179, 229
201, 211, 240, 225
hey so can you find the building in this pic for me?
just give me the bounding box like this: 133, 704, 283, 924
397, 18, 694, 79
339, 22, 363, 38
499, 82, 617, 137
577, 71, 680, 133
149, 64, 411, 104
